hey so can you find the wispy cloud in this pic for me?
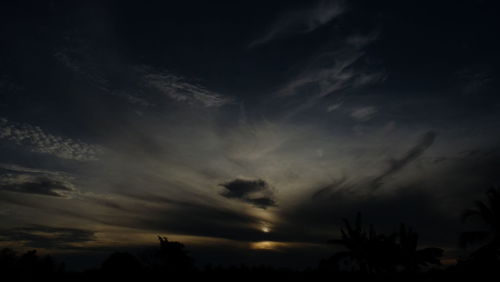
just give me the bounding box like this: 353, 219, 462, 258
55, 45, 231, 110
0, 118, 102, 161
345, 32, 380, 50
277, 35, 385, 117
53, 50, 110, 92
456, 68, 494, 95
142, 71, 232, 107
326, 102, 343, 112
249, 0, 345, 47
278, 50, 362, 98
266, 11, 382, 119
350, 106, 378, 121
279, 31, 383, 98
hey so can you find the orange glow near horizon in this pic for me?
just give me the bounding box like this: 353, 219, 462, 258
250, 241, 289, 251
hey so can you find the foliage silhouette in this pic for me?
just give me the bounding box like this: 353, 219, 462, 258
397, 224, 443, 272
101, 251, 142, 277
140, 236, 194, 273
459, 187, 500, 269
0, 248, 63, 280
327, 213, 442, 274
327, 212, 397, 273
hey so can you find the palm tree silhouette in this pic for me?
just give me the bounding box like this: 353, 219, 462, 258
328, 213, 442, 273
328, 213, 368, 272
397, 224, 443, 272
460, 188, 500, 262
327, 213, 397, 273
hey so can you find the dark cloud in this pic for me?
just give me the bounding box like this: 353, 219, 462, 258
33, 190, 271, 243
371, 131, 437, 189
135, 209, 267, 243
220, 178, 277, 209
220, 179, 268, 198
0, 176, 74, 197
246, 197, 277, 209
113, 191, 270, 242
311, 177, 348, 200
0, 164, 77, 198
311, 131, 437, 198
0, 186, 274, 244
0, 225, 95, 250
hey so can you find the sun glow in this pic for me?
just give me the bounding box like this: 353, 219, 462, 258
251, 241, 279, 250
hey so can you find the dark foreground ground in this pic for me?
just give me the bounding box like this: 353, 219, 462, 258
2, 245, 499, 282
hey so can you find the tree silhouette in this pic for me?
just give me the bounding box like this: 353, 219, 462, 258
397, 224, 443, 272
327, 213, 442, 274
101, 252, 142, 276
327, 213, 398, 273
0, 248, 61, 280
327, 212, 368, 272
460, 188, 500, 265
142, 236, 194, 273
0, 248, 17, 270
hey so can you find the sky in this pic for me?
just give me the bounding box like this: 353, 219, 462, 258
1, 0, 500, 269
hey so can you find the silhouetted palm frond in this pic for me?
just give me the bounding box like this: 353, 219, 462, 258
461, 188, 500, 250
327, 214, 442, 273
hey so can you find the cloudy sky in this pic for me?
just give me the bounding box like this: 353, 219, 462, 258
1, 0, 499, 268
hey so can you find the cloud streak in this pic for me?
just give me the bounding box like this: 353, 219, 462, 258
371, 131, 437, 189
0, 225, 95, 250
0, 176, 74, 197
249, 0, 345, 47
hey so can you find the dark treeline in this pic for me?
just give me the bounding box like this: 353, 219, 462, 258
2, 188, 500, 281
